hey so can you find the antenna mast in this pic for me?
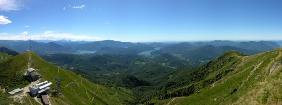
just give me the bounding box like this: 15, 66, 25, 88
27, 34, 32, 69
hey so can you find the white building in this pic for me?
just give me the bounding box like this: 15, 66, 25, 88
8, 88, 23, 95
29, 81, 52, 97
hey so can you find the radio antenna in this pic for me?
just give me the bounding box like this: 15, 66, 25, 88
26, 34, 32, 69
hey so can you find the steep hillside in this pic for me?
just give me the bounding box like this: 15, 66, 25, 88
0, 52, 11, 63
0, 52, 133, 105
0, 47, 18, 55
153, 49, 282, 105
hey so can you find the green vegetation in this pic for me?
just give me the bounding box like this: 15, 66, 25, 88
42, 53, 191, 86
0, 52, 30, 90
0, 52, 11, 62
150, 49, 282, 105
1, 43, 282, 105
42, 47, 282, 104
0, 93, 11, 105
0, 52, 133, 105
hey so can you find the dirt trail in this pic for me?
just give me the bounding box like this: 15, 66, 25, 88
166, 97, 186, 105
10, 80, 41, 104
166, 98, 176, 105
34, 97, 42, 105
269, 51, 282, 75
239, 61, 263, 89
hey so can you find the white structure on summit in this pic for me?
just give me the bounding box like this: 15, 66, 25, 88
23, 36, 41, 82
24, 67, 41, 82
23, 34, 52, 105
29, 81, 52, 97
8, 88, 23, 95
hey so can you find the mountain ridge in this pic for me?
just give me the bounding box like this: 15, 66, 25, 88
152, 48, 282, 105
0, 52, 133, 105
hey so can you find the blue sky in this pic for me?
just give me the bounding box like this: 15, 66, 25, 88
0, 0, 282, 42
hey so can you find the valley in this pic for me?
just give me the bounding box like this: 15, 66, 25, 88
152, 49, 282, 105
0, 40, 282, 105
1, 0, 282, 104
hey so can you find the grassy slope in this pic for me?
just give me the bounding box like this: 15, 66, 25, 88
0, 52, 133, 105
0, 52, 11, 62
159, 49, 282, 105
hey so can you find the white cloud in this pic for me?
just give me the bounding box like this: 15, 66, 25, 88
0, 33, 27, 40
72, 4, 85, 9
43, 30, 54, 34
0, 31, 103, 41
36, 31, 102, 41
0, 0, 20, 11
0, 15, 12, 25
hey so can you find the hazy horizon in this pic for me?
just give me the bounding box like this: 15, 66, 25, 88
0, 39, 281, 43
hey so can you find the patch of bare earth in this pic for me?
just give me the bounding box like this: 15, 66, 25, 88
9, 80, 41, 104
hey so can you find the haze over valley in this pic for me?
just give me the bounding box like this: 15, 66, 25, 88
1, 0, 282, 105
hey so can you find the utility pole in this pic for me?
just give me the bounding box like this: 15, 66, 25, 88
26, 34, 32, 69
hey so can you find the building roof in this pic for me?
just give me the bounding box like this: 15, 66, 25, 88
8, 88, 23, 95
27, 68, 36, 72
30, 71, 41, 77
29, 81, 52, 95
41, 95, 50, 105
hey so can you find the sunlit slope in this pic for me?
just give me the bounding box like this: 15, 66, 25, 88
164, 49, 282, 105
0, 52, 133, 105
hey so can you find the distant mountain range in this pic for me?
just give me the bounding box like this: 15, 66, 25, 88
0, 40, 280, 55
0, 40, 282, 105
276, 40, 282, 46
